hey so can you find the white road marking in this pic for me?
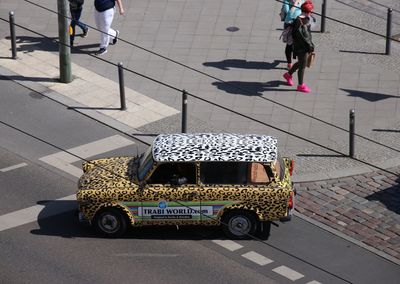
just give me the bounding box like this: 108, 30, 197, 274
212, 240, 243, 251
0, 163, 28, 172
241, 251, 273, 266
0, 194, 76, 232
0, 135, 135, 232
306, 281, 322, 284
39, 135, 135, 177
272, 265, 304, 281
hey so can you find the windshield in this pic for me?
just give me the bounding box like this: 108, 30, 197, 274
138, 146, 154, 181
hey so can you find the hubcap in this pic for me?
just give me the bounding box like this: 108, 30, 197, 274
100, 214, 119, 233
229, 216, 251, 236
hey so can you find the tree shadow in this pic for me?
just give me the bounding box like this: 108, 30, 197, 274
30, 200, 271, 240
341, 88, 399, 102
203, 59, 286, 70
212, 80, 290, 96
366, 176, 400, 214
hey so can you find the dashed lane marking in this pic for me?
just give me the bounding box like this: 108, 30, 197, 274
272, 265, 304, 281
0, 194, 76, 232
39, 135, 134, 178
241, 251, 274, 266
0, 163, 28, 172
0, 135, 134, 232
212, 240, 243, 251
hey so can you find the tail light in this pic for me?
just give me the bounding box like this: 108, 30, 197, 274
288, 191, 294, 210
289, 159, 294, 176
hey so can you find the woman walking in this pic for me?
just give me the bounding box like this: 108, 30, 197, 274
281, 0, 305, 70
94, 0, 125, 55
283, 0, 315, 93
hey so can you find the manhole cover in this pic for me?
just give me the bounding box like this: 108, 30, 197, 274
226, 26, 240, 32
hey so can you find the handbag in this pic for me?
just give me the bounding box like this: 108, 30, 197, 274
306, 52, 315, 68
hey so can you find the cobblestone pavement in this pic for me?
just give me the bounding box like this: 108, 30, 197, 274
296, 165, 400, 262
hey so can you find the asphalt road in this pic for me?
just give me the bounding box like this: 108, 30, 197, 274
0, 78, 399, 283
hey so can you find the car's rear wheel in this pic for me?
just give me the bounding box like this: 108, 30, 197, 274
222, 210, 258, 239
94, 208, 128, 238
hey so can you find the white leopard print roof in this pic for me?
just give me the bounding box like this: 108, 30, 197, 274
152, 133, 278, 163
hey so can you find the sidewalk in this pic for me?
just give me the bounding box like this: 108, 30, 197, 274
0, 0, 399, 265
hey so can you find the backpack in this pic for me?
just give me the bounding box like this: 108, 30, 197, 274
280, 25, 293, 44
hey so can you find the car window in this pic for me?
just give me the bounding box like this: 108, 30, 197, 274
138, 147, 154, 181
248, 162, 270, 184
200, 162, 247, 185
274, 153, 286, 181
147, 162, 196, 185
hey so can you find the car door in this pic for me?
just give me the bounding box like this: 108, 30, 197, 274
139, 162, 201, 225
199, 161, 249, 224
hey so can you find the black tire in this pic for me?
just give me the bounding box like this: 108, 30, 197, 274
222, 210, 258, 239
94, 208, 128, 238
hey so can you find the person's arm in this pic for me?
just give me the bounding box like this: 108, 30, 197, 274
115, 0, 125, 15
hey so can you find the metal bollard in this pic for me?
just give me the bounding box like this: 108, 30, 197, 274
181, 90, 188, 133
385, 8, 393, 56
349, 109, 355, 158
118, 62, 126, 110
9, 11, 17, 59
321, 0, 327, 33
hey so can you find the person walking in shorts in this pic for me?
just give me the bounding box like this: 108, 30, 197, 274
94, 0, 125, 55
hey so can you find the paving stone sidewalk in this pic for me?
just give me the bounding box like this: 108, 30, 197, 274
296, 165, 400, 263
0, 0, 399, 267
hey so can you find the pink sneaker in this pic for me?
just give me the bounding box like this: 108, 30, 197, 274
283, 72, 293, 86
296, 83, 311, 93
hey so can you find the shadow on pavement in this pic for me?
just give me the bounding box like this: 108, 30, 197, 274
339, 50, 385, 55
30, 200, 272, 240
366, 176, 400, 214
71, 43, 99, 54
68, 106, 122, 111
7, 35, 98, 55
341, 88, 399, 102
212, 80, 290, 96
297, 154, 346, 158
372, 129, 400, 133
203, 59, 285, 70
0, 74, 58, 83
11, 35, 59, 53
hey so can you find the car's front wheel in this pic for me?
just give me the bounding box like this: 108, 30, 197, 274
94, 208, 128, 238
222, 210, 258, 239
